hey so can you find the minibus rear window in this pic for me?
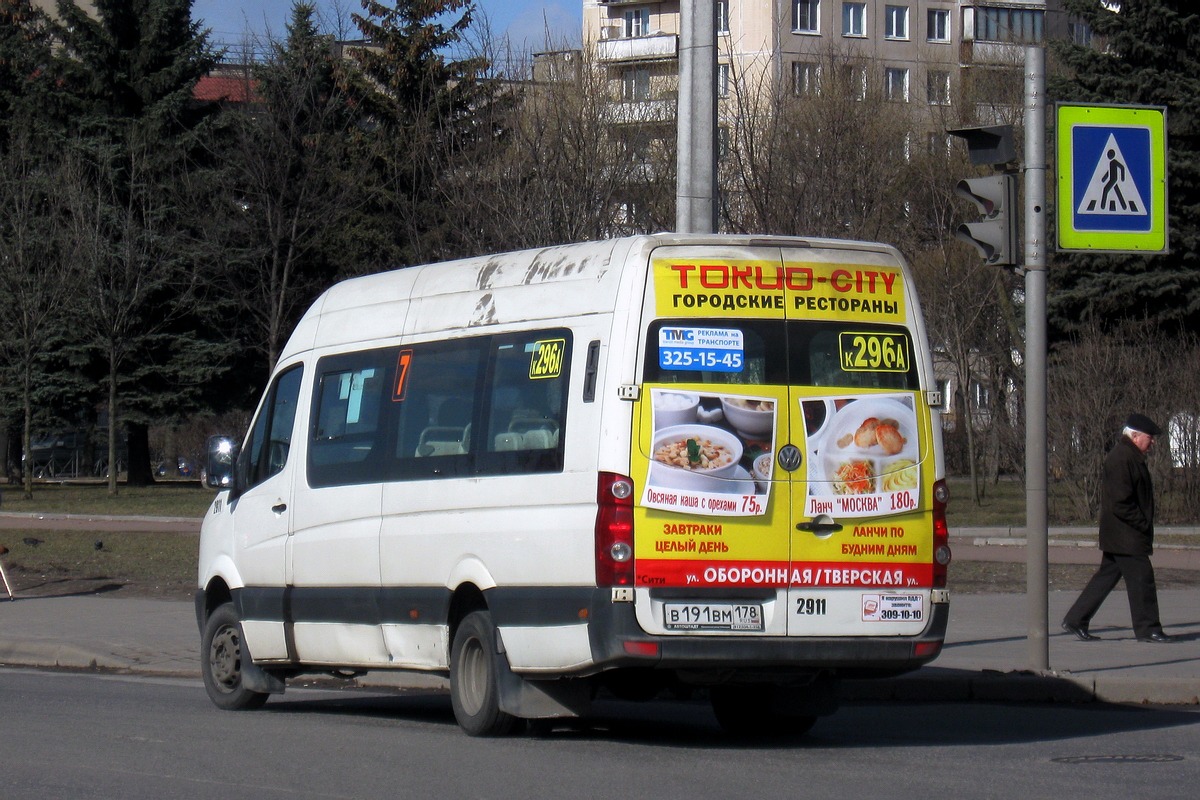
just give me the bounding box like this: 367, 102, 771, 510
642, 319, 919, 391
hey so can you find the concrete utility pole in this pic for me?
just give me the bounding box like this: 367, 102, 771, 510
1024, 46, 1049, 672
676, 0, 718, 234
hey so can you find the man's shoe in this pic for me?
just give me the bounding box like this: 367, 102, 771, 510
1137, 631, 1176, 643
1062, 621, 1099, 641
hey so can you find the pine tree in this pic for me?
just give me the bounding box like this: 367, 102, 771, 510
48, 0, 223, 489
0, 1, 73, 494
340, 0, 499, 264
0, 0, 54, 148
1048, 0, 1200, 338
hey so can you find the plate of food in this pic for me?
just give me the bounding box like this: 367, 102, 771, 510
818, 398, 918, 496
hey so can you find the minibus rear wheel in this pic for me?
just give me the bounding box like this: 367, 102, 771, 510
202, 602, 269, 711
450, 610, 518, 736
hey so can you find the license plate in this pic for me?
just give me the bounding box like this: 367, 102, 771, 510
663, 602, 764, 631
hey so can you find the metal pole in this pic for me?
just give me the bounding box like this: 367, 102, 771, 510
1024, 45, 1049, 671
676, 0, 717, 234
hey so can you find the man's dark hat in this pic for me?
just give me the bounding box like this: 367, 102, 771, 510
1126, 413, 1162, 436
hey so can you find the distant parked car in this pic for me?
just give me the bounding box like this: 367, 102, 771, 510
29, 432, 82, 478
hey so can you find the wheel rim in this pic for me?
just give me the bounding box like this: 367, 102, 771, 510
208, 623, 242, 693
457, 635, 488, 716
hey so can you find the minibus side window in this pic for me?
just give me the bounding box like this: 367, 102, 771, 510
390, 340, 485, 479
476, 331, 571, 475
308, 349, 392, 487
239, 365, 303, 491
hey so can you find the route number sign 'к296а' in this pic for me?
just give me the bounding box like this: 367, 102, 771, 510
1056, 103, 1167, 254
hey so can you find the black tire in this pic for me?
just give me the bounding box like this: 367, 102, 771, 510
450, 611, 518, 736
710, 685, 817, 738
202, 602, 269, 711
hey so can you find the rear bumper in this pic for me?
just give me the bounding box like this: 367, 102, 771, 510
585, 591, 949, 678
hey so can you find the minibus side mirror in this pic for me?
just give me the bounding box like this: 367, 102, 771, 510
204, 435, 238, 490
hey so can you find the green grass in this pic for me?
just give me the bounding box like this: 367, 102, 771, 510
0, 476, 1093, 527
2, 477, 1023, 525
0, 529, 198, 600
944, 477, 1027, 527
0, 481, 215, 518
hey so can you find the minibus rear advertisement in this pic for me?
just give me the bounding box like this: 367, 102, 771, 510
631, 250, 938, 626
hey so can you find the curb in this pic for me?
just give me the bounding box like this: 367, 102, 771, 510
4, 642, 1198, 707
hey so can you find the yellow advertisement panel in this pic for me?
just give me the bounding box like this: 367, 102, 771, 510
653, 258, 907, 323
633, 256, 933, 593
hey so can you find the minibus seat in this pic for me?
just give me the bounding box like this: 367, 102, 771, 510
521, 429, 558, 450
508, 416, 559, 449
493, 432, 522, 451
416, 427, 466, 456
415, 397, 473, 456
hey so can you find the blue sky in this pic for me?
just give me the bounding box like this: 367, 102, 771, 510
192, 1, 583, 49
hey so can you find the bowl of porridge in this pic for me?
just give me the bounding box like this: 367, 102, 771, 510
720, 395, 775, 436
649, 424, 744, 490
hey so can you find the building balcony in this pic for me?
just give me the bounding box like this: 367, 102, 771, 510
960, 40, 1029, 67
600, 98, 677, 126
597, 33, 678, 64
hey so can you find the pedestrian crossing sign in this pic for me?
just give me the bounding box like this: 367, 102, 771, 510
1057, 103, 1167, 253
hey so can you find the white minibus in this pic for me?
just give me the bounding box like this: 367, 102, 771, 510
197, 233, 950, 736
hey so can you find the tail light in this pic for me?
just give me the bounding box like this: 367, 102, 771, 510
932, 479, 951, 588
596, 472, 635, 587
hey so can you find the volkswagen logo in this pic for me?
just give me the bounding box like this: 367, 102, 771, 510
776, 444, 802, 472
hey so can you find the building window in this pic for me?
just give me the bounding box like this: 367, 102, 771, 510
843, 2, 866, 37
885, 5, 909, 40
792, 61, 820, 96
624, 8, 650, 38
884, 67, 909, 102
794, 0, 820, 34
622, 67, 650, 102
927, 70, 951, 105
976, 6, 1043, 44
928, 131, 952, 157
927, 8, 950, 42
717, 1, 729, 34
970, 380, 991, 411
839, 63, 867, 101
1068, 21, 1092, 47
717, 64, 730, 98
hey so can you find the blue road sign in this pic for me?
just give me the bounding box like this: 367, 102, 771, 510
1057, 104, 1167, 253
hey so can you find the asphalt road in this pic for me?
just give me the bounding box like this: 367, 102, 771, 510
2, 669, 1200, 799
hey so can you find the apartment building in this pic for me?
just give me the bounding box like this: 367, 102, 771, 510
580, 1, 1071, 130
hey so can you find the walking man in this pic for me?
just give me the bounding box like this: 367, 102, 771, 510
1062, 413, 1176, 643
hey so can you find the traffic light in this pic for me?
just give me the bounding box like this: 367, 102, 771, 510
948, 124, 1019, 267
955, 173, 1018, 266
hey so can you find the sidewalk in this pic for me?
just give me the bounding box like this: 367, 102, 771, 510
1, 519, 1198, 704
2, 589, 1197, 706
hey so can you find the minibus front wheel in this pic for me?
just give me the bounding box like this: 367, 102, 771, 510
450, 610, 518, 736
202, 602, 269, 711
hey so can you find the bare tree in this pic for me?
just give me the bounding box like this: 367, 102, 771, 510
718, 46, 919, 240
62, 141, 201, 494
0, 135, 76, 496
213, 3, 365, 376
1047, 322, 1190, 523
438, 38, 677, 254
